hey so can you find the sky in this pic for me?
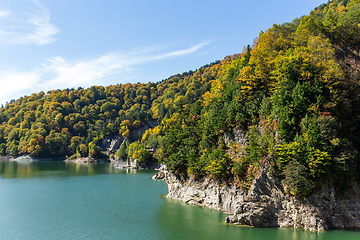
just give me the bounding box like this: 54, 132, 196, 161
0, 0, 327, 105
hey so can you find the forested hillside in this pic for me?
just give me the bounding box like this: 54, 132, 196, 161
0, 61, 218, 159
1, 0, 359, 196
143, 0, 360, 196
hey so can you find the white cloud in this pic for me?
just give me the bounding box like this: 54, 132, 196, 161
124, 41, 210, 64
0, 70, 40, 105
0, 10, 10, 17
0, 0, 59, 45
43, 54, 129, 90
0, 42, 209, 105
152, 42, 209, 59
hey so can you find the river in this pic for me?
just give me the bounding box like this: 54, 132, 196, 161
0, 161, 359, 239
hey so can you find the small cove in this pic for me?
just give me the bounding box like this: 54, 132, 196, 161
0, 160, 359, 240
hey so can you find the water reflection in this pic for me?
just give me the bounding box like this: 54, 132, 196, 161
125, 168, 137, 174
1, 160, 360, 240
155, 198, 360, 240
0, 160, 126, 179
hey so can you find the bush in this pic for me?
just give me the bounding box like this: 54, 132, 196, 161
282, 160, 314, 196
205, 149, 232, 181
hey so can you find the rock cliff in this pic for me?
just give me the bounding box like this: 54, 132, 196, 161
100, 135, 125, 155
156, 162, 360, 231
100, 119, 158, 156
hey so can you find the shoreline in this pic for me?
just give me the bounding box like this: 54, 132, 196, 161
153, 165, 360, 231
0, 155, 106, 163
0, 155, 66, 162
0, 155, 159, 169
64, 156, 109, 163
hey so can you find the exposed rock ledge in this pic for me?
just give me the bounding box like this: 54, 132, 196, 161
0, 155, 65, 162
64, 156, 108, 163
155, 163, 360, 231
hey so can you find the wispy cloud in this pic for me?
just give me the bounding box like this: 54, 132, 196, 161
0, 10, 10, 17
152, 42, 209, 59
21, 0, 59, 45
0, 0, 59, 45
0, 42, 210, 105
0, 70, 40, 105
42, 54, 130, 90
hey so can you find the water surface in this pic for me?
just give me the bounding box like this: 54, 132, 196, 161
0, 161, 359, 239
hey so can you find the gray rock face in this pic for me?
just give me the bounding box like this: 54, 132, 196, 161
160, 161, 360, 231
153, 126, 360, 231
100, 135, 124, 155
165, 172, 246, 212
130, 124, 149, 141
224, 128, 247, 148
131, 120, 158, 141
147, 119, 158, 128
152, 164, 168, 180
100, 119, 158, 156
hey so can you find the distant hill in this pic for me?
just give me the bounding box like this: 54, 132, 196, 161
0, 60, 219, 159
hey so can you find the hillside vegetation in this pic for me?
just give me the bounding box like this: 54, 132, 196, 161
1, 0, 359, 196
0, 62, 217, 159
143, 0, 360, 195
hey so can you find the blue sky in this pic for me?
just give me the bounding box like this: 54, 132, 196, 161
0, 0, 326, 105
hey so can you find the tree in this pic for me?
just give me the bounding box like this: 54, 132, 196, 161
77, 144, 88, 157
127, 141, 151, 164
115, 141, 128, 160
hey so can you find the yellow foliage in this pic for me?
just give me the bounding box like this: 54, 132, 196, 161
330, 138, 340, 146
336, 5, 346, 13
238, 66, 256, 94
201, 79, 223, 106
308, 147, 331, 176
122, 129, 130, 138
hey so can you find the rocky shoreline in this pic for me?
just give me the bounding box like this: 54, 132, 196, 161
153, 164, 360, 231
0, 155, 66, 162
64, 156, 109, 163
0, 155, 159, 170
112, 159, 159, 169
0, 155, 109, 163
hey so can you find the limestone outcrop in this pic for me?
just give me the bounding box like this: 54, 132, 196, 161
1, 155, 65, 162
152, 164, 168, 180
156, 162, 360, 231
100, 135, 124, 155
64, 156, 105, 163
100, 120, 159, 157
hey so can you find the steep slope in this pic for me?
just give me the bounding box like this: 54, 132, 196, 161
149, 0, 360, 231
147, 0, 360, 196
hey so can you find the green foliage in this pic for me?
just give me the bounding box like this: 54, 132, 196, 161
142, 0, 360, 196
1, 0, 360, 197
160, 112, 201, 178
0, 61, 220, 158
115, 141, 128, 160
127, 141, 152, 164
282, 160, 314, 196
77, 144, 87, 157
88, 142, 103, 158
276, 142, 300, 168
204, 149, 232, 180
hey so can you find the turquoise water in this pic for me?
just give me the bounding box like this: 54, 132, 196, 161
1, 161, 360, 239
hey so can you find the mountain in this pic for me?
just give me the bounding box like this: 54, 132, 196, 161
147, 0, 360, 197
1, 0, 360, 198
0, 61, 218, 160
